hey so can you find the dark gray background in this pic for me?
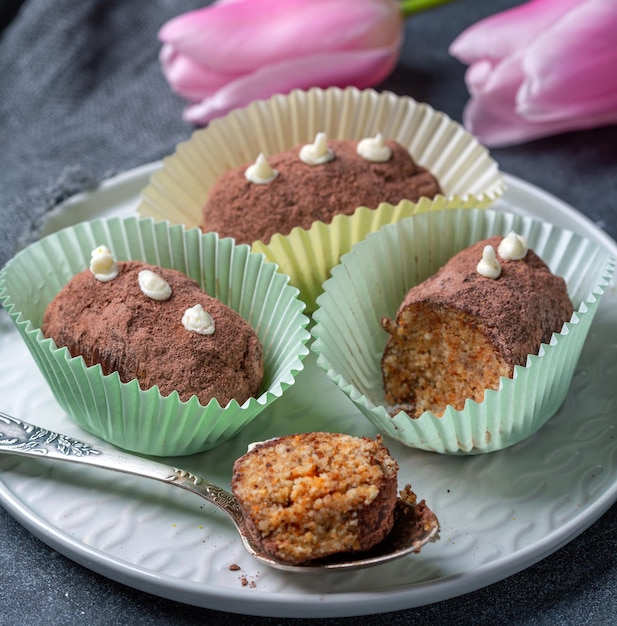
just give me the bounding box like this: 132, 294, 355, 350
1, 1, 616, 624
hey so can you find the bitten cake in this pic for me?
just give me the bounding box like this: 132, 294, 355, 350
201, 133, 443, 245
231, 432, 399, 565
381, 232, 574, 418
42, 246, 263, 407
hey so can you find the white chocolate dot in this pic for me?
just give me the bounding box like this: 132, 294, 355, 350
498, 232, 528, 260
245, 153, 278, 184
477, 245, 502, 279
356, 133, 392, 162
299, 132, 334, 165
182, 304, 215, 335
138, 270, 172, 301
89, 245, 119, 282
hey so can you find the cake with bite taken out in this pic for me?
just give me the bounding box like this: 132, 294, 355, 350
231, 432, 400, 565
381, 232, 574, 418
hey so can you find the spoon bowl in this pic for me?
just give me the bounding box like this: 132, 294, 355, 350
0, 411, 439, 572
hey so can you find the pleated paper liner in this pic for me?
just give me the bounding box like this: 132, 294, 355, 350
137, 86, 505, 311
311, 208, 615, 455
0, 217, 310, 457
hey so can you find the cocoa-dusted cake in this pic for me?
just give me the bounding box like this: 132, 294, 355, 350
381, 232, 574, 418
231, 432, 399, 565
42, 247, 263, 407
201, 133, 442, 245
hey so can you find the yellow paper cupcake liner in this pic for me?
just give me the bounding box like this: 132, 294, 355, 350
311, 208, 615, 454
0, 217, 310, 456
137, 86, 505, 311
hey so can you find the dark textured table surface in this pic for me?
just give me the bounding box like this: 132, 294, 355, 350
1, 1, 616, 624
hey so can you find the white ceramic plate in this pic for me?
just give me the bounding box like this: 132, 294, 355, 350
1, 164, 616, 619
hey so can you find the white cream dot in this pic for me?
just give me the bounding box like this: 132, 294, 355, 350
89, 245, 119, 282
477, 245, 502, 279
299, 132, 334, 165
356, 132, 392, 162
138, 270, 172, 301
182, 304, 215, 335
498, 232, 528, 260
245, 153, 278, 184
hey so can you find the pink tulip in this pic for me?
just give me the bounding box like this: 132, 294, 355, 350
449, 0, 617, 147
159, 0, 403, 125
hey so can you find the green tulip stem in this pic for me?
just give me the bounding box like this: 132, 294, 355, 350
400, 0, 456, 17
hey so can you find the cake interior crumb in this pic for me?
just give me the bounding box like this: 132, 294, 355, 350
232, 433, 398, 564
383, 306, 511, 417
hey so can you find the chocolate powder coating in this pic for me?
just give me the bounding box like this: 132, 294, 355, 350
202, 139, 442, 244
395, 236, 573, 366
42, 261, 263, 407
381, 235, 574, 417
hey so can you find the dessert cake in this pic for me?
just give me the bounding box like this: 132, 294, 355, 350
231, 432, 399, 564
42, 246, 263, 407
381, 232, 574, 417
201, 133, 442, 244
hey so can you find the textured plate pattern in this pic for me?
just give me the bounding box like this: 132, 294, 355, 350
0, 167, 616, 618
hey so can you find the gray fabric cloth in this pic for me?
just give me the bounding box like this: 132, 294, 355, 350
0, 0, 206, 267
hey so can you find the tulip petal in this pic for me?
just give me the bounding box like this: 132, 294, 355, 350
465, 52, 524, 104
449, 0, 583, 64
518, 0, 617, 121
183, 46, 399, 125
159, 0, 401, 74
463, 96, 530, 147
465, 92, 617, 148
452, 0, 617, 146
159, 44, 241, 101
460, 50, 545, 146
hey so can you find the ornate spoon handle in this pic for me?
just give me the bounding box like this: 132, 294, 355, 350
0, 411, 248, 537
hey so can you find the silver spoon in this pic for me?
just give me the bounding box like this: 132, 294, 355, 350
0, 411, 439, 572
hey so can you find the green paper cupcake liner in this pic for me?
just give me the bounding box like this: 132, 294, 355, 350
137, 86, 505, 311
0, 217, 310, 456
311, 208, 615, 454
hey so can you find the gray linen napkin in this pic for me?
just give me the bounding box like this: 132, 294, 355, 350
0, 0, 206, 268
